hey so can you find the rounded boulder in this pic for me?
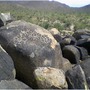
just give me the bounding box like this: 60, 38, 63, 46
0, 20, 63, 88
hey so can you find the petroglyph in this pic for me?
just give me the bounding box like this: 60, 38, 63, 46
13, 25, 52, 48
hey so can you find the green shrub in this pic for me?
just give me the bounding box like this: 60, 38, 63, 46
53, 23, 64, 30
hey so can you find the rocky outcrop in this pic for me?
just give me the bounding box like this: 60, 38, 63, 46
0, 20, 63, 88
0, 79, 31, 89
0, 19, 89, 89
34, 67, 68, 89
0, 45, 15, 81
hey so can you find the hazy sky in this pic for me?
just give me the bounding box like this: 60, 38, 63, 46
54, 0, 90, 7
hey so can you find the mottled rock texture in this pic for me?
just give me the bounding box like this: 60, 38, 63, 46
0, 20, 63, 88
34, 67, 68, 89
0, 45, 15, 81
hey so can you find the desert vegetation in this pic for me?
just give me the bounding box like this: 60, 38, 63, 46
0, 1, 90, 31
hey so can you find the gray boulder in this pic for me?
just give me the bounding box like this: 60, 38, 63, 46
66, 65, 88, 89
77, 38, 90, 55
0, 79, 31, 89
75, 46, 88, 60
80, 57, 90, 89
0, 45, 15, 81
0, 20, 63, 88
34, 67, 68, 89
62, 45, 80, 64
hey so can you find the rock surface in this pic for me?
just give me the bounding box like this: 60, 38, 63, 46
34, 67, 68, 89
0, 45, 15, 81
73, 29, 90, 40
0, 20, 63, 88
66, 65, 88, 89
60, 36, 77, 49
62, 57, 72, 72
0, 12, 12, 27
49, 28, 62, 43
62, 45, 80, 64
75, 46, 88, 60
0, 79, 31, 89
77, 38, 90, 55
80, 57, 90, 88
0, 19, 4, 27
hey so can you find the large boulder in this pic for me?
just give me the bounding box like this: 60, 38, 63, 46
0, 45, 15, 81
73, 29, 90, 40
80, 57, 90, 88
62, 45, 80, 64
66, 65, 88, 89
34, 67, 68, 89
0, 20, 63, 88
0, 79, 31, 89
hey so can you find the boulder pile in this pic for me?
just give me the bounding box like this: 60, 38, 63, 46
0, 19, 89, 89
50, 28, 90, 89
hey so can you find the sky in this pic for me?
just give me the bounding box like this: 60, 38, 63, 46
53, 0, 90, 7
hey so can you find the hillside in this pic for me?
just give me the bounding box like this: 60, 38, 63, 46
0, 1, 90, 30
0, 1, 90, 13
79, 4, 90, 13
9, 1, 90, 13
0, 1, 72, 13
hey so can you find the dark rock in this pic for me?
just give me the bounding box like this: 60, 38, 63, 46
73, 29, 90, 40
0, 20, 63, 88
62, 45, 80, 64
80, 57, 90, 88
75, 46, 88, 60
77, 38, 90, 55
0, 79, 31, 89
60, 36, 77, 49
66, 65, 88, 89
0, 19, 4, 27
0, 45, 15, 81
34, 67, 68, 89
